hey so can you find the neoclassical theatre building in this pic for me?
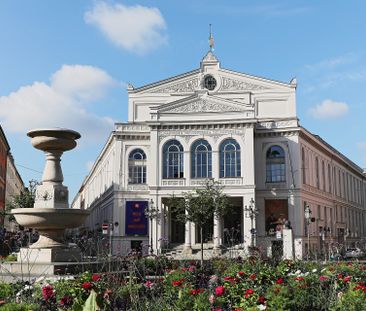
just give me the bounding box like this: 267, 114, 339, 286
72, 51, 366, 259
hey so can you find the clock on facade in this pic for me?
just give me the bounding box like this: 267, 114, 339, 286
203, 75, 217, 90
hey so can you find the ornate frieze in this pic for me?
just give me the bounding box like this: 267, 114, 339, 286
161, 179, 186, 186
126, 184, 149, 191
153, 78, 200, 93
158, 127, 247, 143
219, 77, 269, 91
257, 120, 298, 130
167, 99, 245, 113
116, 124, 150, 132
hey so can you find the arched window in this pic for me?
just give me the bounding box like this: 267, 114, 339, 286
128, 148, 146, 184
163, 140, 184, 179
266, 145, 286, 182
301, 148, 306, 184
219, 139, 241, 178
191, 139, 212, 178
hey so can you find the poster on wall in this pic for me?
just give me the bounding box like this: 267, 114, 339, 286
125, 201, 148, 235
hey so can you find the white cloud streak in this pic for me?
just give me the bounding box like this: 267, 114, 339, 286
308, 99, 349, 119
84, 2, 167, 55
0, 65, 117, 145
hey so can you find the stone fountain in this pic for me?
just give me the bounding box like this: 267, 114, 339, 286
7, 128, 90, 276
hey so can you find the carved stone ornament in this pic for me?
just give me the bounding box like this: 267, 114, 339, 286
34, 189, 53, 201
153, 78, 200, 93
220, 77, 269, 91
158, 128, 246, 143
202, 51, 218, 62
167, 99, 245, 113
257, 120, 298, 130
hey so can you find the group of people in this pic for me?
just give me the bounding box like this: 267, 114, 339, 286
266, 213, 291, 236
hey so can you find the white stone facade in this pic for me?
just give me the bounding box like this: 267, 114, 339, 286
72, 52, 366, 258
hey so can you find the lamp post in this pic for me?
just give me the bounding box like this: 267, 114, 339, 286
145, 199, 159, 255
304, 203, 312, 260
244, 198, 258, 248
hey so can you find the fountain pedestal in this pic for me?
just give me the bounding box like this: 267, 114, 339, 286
3, 129, 91, 281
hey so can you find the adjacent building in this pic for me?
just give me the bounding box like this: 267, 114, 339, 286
0, 126, 10, 227
4, 152, 24, 231
72, 51, 366, 258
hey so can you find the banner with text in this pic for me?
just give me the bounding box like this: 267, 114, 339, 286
125, 201, 148, 235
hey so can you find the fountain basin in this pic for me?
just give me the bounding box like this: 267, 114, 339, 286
27, 128, 81, 151
12, 208, 89, 229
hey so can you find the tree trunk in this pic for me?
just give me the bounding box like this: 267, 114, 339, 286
200, 225, 204, 268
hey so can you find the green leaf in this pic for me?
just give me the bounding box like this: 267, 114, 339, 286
82, 290, 100, 311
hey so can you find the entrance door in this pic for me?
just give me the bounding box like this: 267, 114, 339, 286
170, 206, 185, 244
223, 206, 242, 246
196, 216, 213, 243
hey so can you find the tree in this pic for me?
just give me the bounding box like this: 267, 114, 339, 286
166, 179, 230, 266
2, 180, 39, 222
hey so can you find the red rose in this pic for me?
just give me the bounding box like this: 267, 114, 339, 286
42, 284, 55, 301
189, 288, 204, 296
343, 276, 351, 283
59, 295, 73, 307
92, 274, 101, 282
215, 285, 225, 296
276, 278, 283, 285
258, 296, 266, 304
319, 276, 328, 281
238, 271, 245, 278
172, 279, 183, 287
244, 289, 255, 298
249, 273, 256, 280
82, 282, 93, 290
337, 273, 343, 279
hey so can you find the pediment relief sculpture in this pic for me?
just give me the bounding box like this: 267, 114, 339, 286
164, 98, 246, 113
153, 78, 200, 93
219, 77, 269, 91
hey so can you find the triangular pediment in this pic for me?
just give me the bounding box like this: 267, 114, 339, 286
156, 94, 248, 114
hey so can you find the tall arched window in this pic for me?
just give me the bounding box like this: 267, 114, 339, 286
266, 145, 286, 182
163, 140, 184, 179
301, 148, 306, 184
128, 148, 146, 184
219, 139, 241, 178
191, 139, 212, 178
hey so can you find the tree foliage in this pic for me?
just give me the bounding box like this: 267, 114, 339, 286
166, 179, 231, 265
167, 179, 230, 227
2, 180, 39, 220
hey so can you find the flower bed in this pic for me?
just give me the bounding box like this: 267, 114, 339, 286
0, 257, 365, 310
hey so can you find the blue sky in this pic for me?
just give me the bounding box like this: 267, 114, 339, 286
1, 0, 366, 199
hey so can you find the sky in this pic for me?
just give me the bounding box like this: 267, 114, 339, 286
1, 0, 366, 200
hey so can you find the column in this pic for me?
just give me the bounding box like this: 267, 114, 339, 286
183, 207, 192, 254
156, 196, 163, 254
213, 214, 222, 253
242, 196, 254, 253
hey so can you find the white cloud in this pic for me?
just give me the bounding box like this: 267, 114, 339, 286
305, 53, 356, 72
308, 99, 349, 119
0, 65, 117, 144
84, 2, 167, 55
51, 65, 116, 101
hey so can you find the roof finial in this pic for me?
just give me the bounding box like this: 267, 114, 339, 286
209, 24, 214, 52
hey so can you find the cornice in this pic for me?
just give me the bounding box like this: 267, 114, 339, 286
299, 128, 364, 176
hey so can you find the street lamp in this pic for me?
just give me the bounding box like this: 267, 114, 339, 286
244, 198, 258, 248
145, 199, 159, 255
304, 203, 312, 260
